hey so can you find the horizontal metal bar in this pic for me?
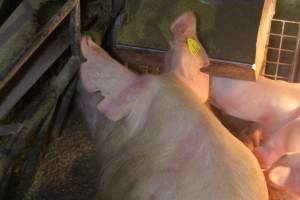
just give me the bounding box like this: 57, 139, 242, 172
273, 18, 300, 25
116, 44, 252, 67
270, 33, 298, 39
267, 47, 295, 53
262, 73, 289, 80
116, 44, 166, 53
266, 61, 292, 66
0, 0, 79, 90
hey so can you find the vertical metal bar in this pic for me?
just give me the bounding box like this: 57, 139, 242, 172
69, 0, 83, 60
290, 24, 300, 82
112, 0, 124, 18
274, 21, 285, 80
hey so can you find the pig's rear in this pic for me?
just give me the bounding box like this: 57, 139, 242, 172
96, 76, 268, 200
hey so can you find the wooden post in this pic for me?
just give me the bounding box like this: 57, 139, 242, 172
255, 0, 277, 78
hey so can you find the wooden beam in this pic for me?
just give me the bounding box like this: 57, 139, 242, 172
201, 59, 255, 81
255, 0, 277, 78
115, 44, 166, 70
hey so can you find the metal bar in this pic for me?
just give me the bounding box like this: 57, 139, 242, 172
273, 18, 300, 25
116, 44, 252, 67
0, 0, 78, 90
69, 0, 82, 59
274, 21, 285, 80
266, 61, 292, 66
290, 24, 300, 82
112, 0, 125, 17
267, 47, 295, 53
270, 33, 298, 39
261, 73, 288, 80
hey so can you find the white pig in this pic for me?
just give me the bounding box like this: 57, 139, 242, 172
78, 12, 268, 199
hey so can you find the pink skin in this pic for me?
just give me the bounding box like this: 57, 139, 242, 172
211, 76, 300, 138
164, 12, 300, 195
165, 12, 210, 103
267, 152, 300, 197
80, 36, 143, 121
78, 13, 270, 200
255, 118, 300, 169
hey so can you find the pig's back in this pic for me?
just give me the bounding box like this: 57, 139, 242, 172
97, 76, 268, 200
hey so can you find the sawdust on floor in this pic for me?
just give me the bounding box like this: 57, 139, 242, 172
25, 107, 98, 200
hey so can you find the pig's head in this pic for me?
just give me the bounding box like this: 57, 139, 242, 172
80, 36, 142, 122
165, 12, 210, 102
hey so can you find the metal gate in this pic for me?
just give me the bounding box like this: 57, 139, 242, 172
262, 18, 300, 82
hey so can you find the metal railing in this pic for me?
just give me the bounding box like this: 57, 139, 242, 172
262, 18, 300, 82
0, 0, 82, 90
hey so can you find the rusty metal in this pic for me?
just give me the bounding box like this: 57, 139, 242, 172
0, 0, 79, 90
69, 0, 82, 59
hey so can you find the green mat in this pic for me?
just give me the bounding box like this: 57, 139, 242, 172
117, 0, 264, 64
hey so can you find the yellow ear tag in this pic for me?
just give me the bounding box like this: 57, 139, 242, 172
187, 37, 200, 56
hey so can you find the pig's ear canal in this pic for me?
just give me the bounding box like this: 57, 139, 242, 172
171, 12, 197, 38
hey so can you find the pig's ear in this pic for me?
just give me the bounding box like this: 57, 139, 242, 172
171, 12, 197, 38
80, 36, 139, 121
169, 12, 210, 69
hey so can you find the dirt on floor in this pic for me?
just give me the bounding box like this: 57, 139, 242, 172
24, 107, 99, 200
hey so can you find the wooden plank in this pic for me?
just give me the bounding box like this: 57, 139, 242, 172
201, 60, 255, 81
255, 0, 277, 78
115, 44, 165, 73
0, 35, 69, 120
0, 0, 78, 90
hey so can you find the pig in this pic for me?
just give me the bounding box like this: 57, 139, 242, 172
77, 12, 269, 200
210, 68, 300, 170
165, 10, 300, 170
267, 152, 300, 198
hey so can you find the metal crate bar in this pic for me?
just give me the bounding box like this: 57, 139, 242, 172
0, 0, 80, 90
262, 18, 300, 82
267, 47, 295, 53
270, 33, 298, 39
266, 61, 292, 67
